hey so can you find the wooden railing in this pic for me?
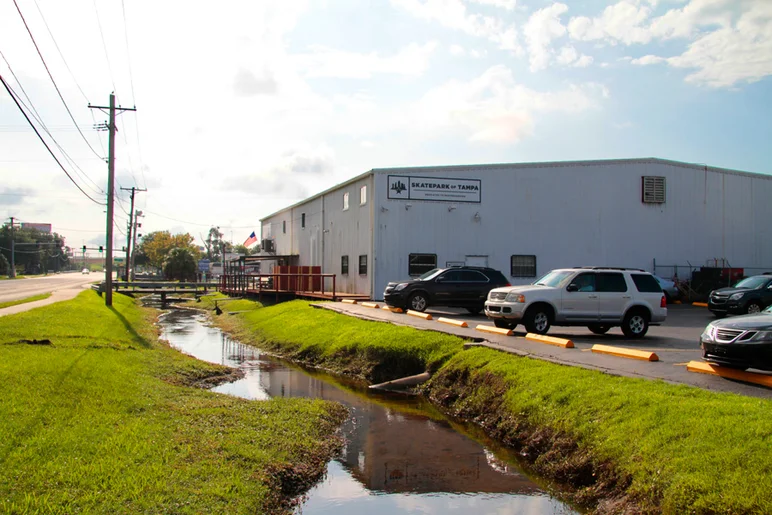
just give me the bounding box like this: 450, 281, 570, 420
220, 273, 337, 301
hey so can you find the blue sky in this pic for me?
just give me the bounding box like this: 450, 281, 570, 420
0, 0, 770, 248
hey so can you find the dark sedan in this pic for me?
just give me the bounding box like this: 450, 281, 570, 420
383, 266, 510, 313
708, 274, 772, 317
700, 305, 772, 371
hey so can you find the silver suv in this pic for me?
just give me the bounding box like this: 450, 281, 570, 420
484, 267, 667, 338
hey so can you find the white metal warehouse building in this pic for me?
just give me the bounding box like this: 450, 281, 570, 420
257, 158, 772, 300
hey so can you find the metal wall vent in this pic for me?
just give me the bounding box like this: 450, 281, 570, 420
642, 176, 666, 203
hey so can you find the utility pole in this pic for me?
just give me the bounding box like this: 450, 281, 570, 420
120, 186, 145, 282
130, 209, 143, 281
90, 94, 136, 307
7, 216, 18, 278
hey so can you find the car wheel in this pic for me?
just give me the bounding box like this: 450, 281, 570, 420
621, 309, 649, 338
408, 292, 428, 312
494, 319, 517, 330
588, 324, 611, 335
746, 302, 762, 314
524, 305, 552, 335
466, 305, 484, 315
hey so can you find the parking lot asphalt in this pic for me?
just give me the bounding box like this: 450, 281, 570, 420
318, 302, 772, 400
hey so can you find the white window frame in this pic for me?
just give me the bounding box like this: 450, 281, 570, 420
360, 185, 367, 205
343, 192, 350, 211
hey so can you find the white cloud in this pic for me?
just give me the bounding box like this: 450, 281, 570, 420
469, 0, 518, 9
666, 2, 772, 87
568, 0, 654, 45
449, 44, 486, 58
649, 0, 733, 39
413, 65, 607, 143
391, 0, 522, 53
524, 3, 569, 71
294, 42, 438, 79
631, 54, 667, 65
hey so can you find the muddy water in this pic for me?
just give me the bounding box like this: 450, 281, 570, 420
159, 309, 579, 515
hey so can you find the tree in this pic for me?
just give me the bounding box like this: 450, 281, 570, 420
163, 247, 197, 281
232, 244, 253, 256
136, 231, 199, 270
0, 225, 69, 275
0, 253, 8, 275
204, 227, 225, 262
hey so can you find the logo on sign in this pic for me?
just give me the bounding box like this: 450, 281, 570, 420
388, 176, 409, 199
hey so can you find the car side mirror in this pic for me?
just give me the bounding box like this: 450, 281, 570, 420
566, 284, 579, 292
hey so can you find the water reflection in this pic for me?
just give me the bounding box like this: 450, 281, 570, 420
159, 309, 578, 515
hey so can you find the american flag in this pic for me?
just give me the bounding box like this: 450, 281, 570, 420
243, 231, 258, 247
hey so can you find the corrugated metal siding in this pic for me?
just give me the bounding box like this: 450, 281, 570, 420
372, 162, 772, 298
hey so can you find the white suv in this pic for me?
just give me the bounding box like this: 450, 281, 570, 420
484, 267, 667, 338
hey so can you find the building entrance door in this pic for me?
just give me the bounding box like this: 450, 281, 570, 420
465, 255, 488, 267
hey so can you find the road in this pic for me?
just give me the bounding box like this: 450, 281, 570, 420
0, 272, 104, 315
322, 302, 772, 400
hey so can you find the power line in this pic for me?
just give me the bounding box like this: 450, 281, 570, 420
12, 0, 105, 161
120, 0, 146, 189
0, 74, 104, 206
92, 0, 116, 93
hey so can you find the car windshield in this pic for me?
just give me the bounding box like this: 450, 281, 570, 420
733, 276, 769, 289
533, 270, 574, 288
418, 268, 444, 281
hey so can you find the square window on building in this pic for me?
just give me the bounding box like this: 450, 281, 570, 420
301, 213, 305, 229
282, 220, 286, 234
360, 185, 367, 205
341, 255, 349, 275
510, 255, 536, 278
359, 255, 367, 275
409, 253, 437, 276
343, 192, 350, 211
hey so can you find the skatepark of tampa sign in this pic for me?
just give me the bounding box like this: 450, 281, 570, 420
387, 175, 481, 203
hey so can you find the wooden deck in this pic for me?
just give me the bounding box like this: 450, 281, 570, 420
219, 273, 371, 302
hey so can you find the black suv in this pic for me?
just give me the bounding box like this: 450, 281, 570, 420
708, 274, 772, 317
383, 266, 510, 313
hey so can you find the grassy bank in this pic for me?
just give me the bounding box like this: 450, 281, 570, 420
0, 292, 51, 309
0, 291, 347, 514
202, 296, 772, 514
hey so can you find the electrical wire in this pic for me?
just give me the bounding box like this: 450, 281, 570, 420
12, 0, 105, 161
120, 0, 146, 190
92, 0, 116, 93
1, 74, 105, 206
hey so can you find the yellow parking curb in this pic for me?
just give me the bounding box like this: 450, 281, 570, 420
341, 299, 357, 304
360, 302, 380, 309
591, 344, 659, 361
673, 300, 682, 304
382, 305, 404, 313
526, 333, 574, 348
686, 361, 772, 388
692, 302, 708, 307
437, 317, 468, 328
407, 310, 432, 320
476, 324, 513, 336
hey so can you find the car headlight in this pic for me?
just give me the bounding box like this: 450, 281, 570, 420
749, 331, 772, 342
729, 293, 744, 301
393, 283, 408, 292
701, 324, 716, 342
506, 292, 525, 303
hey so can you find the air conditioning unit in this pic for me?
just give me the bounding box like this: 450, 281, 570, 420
261, 239, 274, 253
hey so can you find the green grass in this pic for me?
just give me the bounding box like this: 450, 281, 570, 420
0, 291, 347, 514
209, 296, 772, 514
0, 292, 51, 309
197, 295, 466, 382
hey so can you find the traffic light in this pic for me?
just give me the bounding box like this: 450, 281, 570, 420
82, 245, 86, 253
98, 246, 103, 253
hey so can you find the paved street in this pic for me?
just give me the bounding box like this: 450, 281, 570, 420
0, 272, 103, 316
321, 302, 772, 400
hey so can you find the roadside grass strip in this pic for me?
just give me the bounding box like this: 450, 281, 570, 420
591, 344, 659, 361
476, 324, 513, 336
211, 299, 772, 514
437, 317, 468, 328
0, 291, 346, 514
407, 309, 432, 320
525, 333, 574, 348
0, 292, 51, 310
686, 360, 772, 388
